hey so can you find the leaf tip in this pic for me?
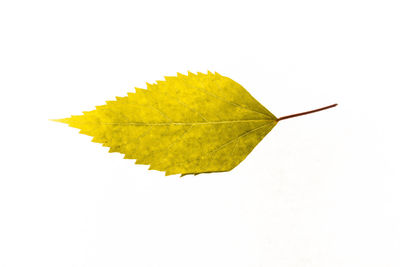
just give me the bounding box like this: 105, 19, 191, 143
49, 118, 70, 124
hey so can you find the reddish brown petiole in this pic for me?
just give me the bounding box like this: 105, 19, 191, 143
277, 104, 338, 122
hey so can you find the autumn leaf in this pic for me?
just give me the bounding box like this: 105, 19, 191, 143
53, 71, 336, 176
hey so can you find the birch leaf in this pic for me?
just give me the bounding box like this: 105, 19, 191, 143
53, 71, 336, 176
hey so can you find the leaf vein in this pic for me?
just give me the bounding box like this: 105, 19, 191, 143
167, 124, 269, 173
102, 119, 272, 126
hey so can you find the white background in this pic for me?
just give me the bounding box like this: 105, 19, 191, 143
1, 0, 399, 266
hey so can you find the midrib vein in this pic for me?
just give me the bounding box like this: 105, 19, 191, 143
102, 119, 274, 126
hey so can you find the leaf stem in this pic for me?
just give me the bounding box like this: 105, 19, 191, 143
276, 104, 338, 122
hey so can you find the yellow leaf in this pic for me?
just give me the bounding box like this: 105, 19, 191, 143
53, 71, 336, 176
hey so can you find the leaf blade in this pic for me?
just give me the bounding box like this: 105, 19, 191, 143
55, 72, 277, 175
